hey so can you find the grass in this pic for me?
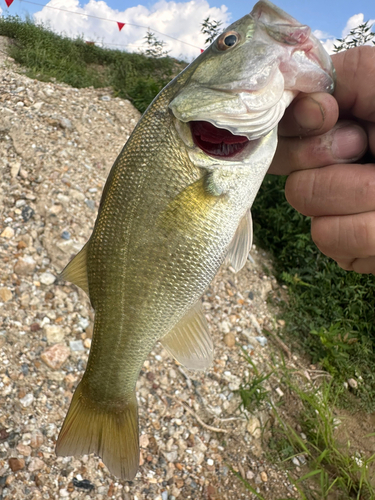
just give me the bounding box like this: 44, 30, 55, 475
0, 15, 186, 112
236, 348, 273, 412
251, 175, 375, 410
237, 358, 375, 499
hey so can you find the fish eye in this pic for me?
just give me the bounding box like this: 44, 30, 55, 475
217, 31, 240, 50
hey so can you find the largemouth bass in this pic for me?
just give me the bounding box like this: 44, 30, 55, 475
56, 0, 334, 480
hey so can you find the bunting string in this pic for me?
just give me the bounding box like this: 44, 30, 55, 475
3, 0, 205, 52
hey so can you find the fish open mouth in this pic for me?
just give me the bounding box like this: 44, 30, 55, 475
190, 121, 249, 159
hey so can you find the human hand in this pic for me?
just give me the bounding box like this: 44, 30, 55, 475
270, 46, 375, 274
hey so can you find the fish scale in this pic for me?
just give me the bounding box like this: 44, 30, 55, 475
55, 0, 335, 481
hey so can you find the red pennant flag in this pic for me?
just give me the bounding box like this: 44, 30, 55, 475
117, 22, 125, 31
5, 0, 14, 7
200, 49, 204, 53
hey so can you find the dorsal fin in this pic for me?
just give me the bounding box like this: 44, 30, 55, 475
227, 209, 253, 273
160, 301, 213, 371
60, 243, 89, 296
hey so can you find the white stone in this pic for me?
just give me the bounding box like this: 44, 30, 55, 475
44, 325, 64, 344
40, 272, 56, 285
246, 416, 261, 439
20, 393, 34, 407
69, 340, 84, 352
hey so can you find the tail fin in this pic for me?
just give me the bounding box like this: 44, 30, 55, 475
55, 382, 139, 480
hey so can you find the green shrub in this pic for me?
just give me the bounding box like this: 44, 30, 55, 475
252, 175, 375, 408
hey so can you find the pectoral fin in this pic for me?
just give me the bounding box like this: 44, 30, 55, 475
226, 209, 253, 273
160, 302, 213, 371
60, 243, 89, 296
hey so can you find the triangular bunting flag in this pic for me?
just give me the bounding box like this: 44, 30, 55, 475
5, 0, 14, 7
200, 49, 204, 53
117, 22, 125, 31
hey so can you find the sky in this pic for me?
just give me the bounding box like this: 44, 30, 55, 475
1, 0, 374, 60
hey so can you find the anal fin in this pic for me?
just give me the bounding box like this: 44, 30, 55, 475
160, 301, 213, 371
60, 242, 89, 296
226, 209, 253, 273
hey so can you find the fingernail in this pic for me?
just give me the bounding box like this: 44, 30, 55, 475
293, 97, 325, 131
331, 125, 368, 160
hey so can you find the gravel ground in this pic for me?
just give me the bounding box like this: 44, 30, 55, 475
0, 37, 306, 499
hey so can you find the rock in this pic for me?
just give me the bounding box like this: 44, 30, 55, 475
49, 204, 62, 215
28, 457, 45, 472
44, 325, 64, 344
72, 477, 95, 491
78, 317, 89, 330
246, 470, 254, 480
100, 95, 111, 101
162, 450, 178, 462
348, 378, 358, 389
246, 416, 261, 439
39, 272, 56, 285
224, 332, 236, 348
275, 386, 284, 397
14, 256, 36, 275
84, 199, 96, 210
8, 458, 25, 472
16, 443, 32, 456
21, 205, 34, 222
69, 340, 84, 351
0, 288, 12, 302
41, 343, 70, 370
32, 101, 44, 111
30, 431, 44, 448
61, 230, 70, 240
59, 117, 72, 130
57, 194, 70, 205
260, 471, 268, 482
10, 162, 21, 178
255, 336, 268, 347
192, 451, 204, 465
219, 320, 231, 334
69, 189, 85, 201
1, 227, 15, 239
83, 338, 92, 349
140, 434, 149, 448
19, 393, 34, 407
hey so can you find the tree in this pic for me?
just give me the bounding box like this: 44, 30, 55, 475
333, 21, 375, 52
142, 29, 170, 58
201, 16, 223, 46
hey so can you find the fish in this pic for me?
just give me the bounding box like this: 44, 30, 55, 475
55, 0, 335, 480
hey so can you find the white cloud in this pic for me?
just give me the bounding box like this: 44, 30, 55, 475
313, 14, 375, 55
342, 13, 365, 36
313, 29, 336, 55
33, 0, 230, 61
